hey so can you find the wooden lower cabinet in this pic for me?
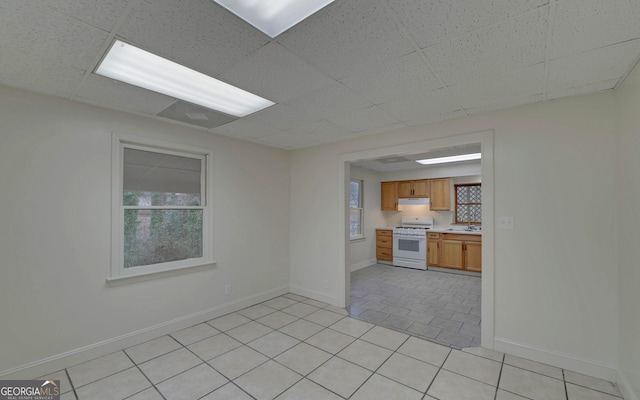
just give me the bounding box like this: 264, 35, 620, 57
376, 229, 393, 262
465, 241, 482, 272
433, 233, 482, 272
440, 240, 464, 269
427, 232, 440, 266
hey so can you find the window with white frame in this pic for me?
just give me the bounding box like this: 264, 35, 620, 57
350, 179, 364, 239
110, 134, 213, 280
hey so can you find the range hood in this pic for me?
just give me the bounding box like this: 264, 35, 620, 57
398, 197, 430, 205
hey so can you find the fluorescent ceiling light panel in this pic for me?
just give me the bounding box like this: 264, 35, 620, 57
415, 153, 482, 165
96, 40, 274, 117
214, 0, 334, 38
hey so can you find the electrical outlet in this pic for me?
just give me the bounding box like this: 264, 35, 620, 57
323, 279, 329, 289
224, 284, 232, 295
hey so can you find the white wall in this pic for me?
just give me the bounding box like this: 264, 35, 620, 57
348, 167, 384, 271
0, 86, 291, 377
290, 90, 620, 379
615, 63, 640, 398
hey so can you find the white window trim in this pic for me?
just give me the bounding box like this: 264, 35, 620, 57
108, 133, 215, 283
350, 178, 364, 241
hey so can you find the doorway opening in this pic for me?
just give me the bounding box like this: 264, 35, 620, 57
338, 130, 494, 349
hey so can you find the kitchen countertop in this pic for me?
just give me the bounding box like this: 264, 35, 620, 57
376, 226, 482, 235
430, 226, 482, 235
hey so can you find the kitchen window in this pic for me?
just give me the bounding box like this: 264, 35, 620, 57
350, 179, 364, 239
110, 134, 214, 282
455, 183, 482, 224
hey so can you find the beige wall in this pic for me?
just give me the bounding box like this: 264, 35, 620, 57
291, 89, 620, 380
0, 86, 291, 377
348, 167, 384, 271
615, 62, 640, 397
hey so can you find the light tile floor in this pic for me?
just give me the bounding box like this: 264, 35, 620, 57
40, 293, 622, 400
350, 264, 481, 348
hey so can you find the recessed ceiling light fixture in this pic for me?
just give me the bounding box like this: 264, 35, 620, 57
415, 153, 482, 165
214, 0, 334, 38
95, 40, 274, 117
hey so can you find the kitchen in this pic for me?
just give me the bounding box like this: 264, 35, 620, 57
348, 146, 483, 348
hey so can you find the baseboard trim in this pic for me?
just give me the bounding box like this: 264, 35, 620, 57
350, 259, 377, 272
617, 369, 639, 400
0, 285, 289, 380
494, 337, 618, 382
289, 285, 341, 307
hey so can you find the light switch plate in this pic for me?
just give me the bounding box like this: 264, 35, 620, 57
499, 216, 515, 229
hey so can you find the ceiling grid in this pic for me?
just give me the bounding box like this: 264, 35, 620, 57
1, 0, 640, 149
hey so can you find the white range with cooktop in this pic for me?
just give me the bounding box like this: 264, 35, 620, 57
392, 217, 433, 270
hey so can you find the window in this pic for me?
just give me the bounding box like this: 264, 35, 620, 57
350, 179, 364, 239
455, 183, 482, 224
110, 134, 213, 281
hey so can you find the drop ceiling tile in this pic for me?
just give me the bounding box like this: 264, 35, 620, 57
32, 0, 131, 31
75, 74, 177, 115
464, 93, 544, 116
284, 81, 373, 121
212, 119, 285, 140
277, 0, 414, 80
391, 0, 549, 49
425, 6, 547, 87
547, 80, 617, 101
340, 52, 442, 104
242, 104, 317, 132
550, 0, 640, 59
448, 63, 544, 109
289, 120, 352, 137
548, 39, 640, 92
377, 87, 462, 125
252, 131, 323, 150
327, 106, 400, 133
0, 62, 86, 99
218, 42, 334, 103
117, 0, 269, 77
0, 2, 110, 71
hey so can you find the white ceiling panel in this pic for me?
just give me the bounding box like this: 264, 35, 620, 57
0, 2, 110, 71
75, 75, 177, 115
284, 81, 373, 121
242, 103, 318, 132
425, 6, 548, 86
30, 0, 132, 32
252, 131, 323, 150
277, 0, 414, 80
465, 94, 544, 116
117, 0, 269, 77
377, 87, 463, 124
449, 63, 545, 110
547, 80, 618, 101
390, 0, 549, 49
3, 0, 640, 149
0, 62, 86, 99
212, 119, 284, 140
550, 0, 640, 60
328, 106, 400, 133
339, 52, 443, 105
218, 42, 334, 103
548, 40, 640, 92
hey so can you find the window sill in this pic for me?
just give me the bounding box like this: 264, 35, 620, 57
350, 235, 366, 242
106, 261, 216, 287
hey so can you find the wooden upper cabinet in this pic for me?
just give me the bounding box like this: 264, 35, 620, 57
397, 179, 430, 198
413, 179, 430, 197
381, 181, 398, 210
430, 178, 451, 210
397, 180, 412, 198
